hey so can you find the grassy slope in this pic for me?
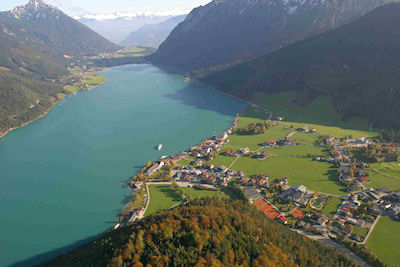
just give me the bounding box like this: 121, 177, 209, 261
367, 216, 400, 266
321, 197, 343, 218
145, 185, 181, 216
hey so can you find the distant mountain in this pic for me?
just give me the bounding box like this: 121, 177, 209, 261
121, 15, 186, 48
43, 198, 357, 267
0, 0, 120, 135
4, 0, 120, 58
78, 16, 176, 44
149, 0, 400, 72
204, 3, 400, 129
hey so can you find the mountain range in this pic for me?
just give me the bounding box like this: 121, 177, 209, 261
0, 0, 119, 135
149, 0, 400, 72
121, 15, 186, 48
78, 15, 176, 44
204, 2, 400, 129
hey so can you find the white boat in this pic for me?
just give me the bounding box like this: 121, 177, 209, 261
158, 144, 163, 151
113, 223, 120, 230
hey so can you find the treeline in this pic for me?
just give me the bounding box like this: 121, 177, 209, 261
236, 122, 269, 135
379, 129, 400, 143
44, 198, 358, 267
0, 71, 63, 134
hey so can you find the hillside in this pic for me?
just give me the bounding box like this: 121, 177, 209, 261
42, 198, 357, 266
121, 15, 186, 48
204, 3, 400, 130
0, 0, 121, 135
4, 0, 120, 58
148, 0, 399, 72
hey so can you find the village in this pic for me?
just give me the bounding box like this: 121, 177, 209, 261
119, 109, 400, 264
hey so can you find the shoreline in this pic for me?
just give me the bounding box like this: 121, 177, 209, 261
0, 71, 107, 140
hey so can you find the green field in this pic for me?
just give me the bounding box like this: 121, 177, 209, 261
182, 187, 226, 199
251, 91, 373, 133
292, 132, 319, 144
264, 144, 327, 157
230, 157, 346, 195
64, 85, 79, 93
84, 74, 106, 89
321, 197, 342, 218
367, 216, 400, 266
280, 121, 376, 139
145, 184, 182, 216
227, 126, 292, 151
368, 162, 400, 191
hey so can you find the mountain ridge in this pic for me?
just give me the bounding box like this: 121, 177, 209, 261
203, 2, 400, 129
149, 0, 400, 72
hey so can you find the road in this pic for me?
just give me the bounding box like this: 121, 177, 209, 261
294, 230, 369, 266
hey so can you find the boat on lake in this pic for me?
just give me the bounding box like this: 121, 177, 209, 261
157, 144, 163, 151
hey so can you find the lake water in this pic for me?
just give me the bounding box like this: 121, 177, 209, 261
0, 64, 247, 266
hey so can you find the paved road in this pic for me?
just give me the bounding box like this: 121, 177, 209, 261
294, 230, 369, 266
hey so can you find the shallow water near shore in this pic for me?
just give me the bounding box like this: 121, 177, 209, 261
0, 64, 246, 266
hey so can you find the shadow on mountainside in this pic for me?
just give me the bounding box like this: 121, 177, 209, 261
163, 84, 247, 117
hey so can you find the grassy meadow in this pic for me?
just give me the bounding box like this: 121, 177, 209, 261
145, 184, 181, 216
367, 216, 400, 266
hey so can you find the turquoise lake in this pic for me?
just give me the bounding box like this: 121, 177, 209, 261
0, 64, 247, 266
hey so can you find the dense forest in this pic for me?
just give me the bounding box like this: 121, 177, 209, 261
204, 3, 400, 130
43, 198, 357, 267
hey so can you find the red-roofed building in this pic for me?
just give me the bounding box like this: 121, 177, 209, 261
360, 177, 369, 182
278, 216, 288, 224
291, 208, 305, 219
254, 199, 267, 207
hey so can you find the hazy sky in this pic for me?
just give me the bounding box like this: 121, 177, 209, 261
0, 0, 211, 15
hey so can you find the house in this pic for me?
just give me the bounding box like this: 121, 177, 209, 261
297, 126, 309, 132
277, 116, 284, 121
342, 225, 353, 235
203, 162, 214, 169
215, 132, 228, 141
278, 215, 288, 224
356, 219, 365, 227
254, 199, 267, 207
240, 147, 250, 154
280, 185, 308, 206
215, 165, 228, 173
224, 150, 232, 156
337, 219, 346, 227
145, 161, 165, 176
291, 208, 306, 219
193, 159, 202, 166
276, 177, 288, 187
316, 213, 329, 226
359, 176, 369, 183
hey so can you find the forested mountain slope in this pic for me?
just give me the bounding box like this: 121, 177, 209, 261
149, 0, 399, 72
43, 198, 358, 267
204, 3, 400, 130
0, 0, 120, 135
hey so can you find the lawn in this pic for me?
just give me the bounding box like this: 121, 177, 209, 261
367, 216, 400, 266
182, 187, 226, 199
209, 150, 237, 167
145, 184, 182, 216
230, 157, 347, 195
321, 197, 342, 218
368, 162, 400, 191
227, 126, 292, 151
